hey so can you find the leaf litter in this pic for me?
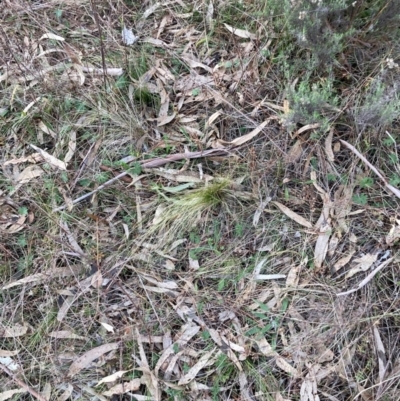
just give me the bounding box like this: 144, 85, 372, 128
1, 1, 400, 400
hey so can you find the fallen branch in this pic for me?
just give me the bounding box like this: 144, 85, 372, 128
340, 139, 400, 200
53, 148, 231, 212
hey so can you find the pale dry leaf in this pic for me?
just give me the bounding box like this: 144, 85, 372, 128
91, 270, 103, 289
230, 120, 270, 146
157, 112, 176, 126
333, 251, 355, 272
300, 367, 320, 401
175, 73, 213, 93
285, 139, 303, 163
253, 196, 272, 226
102, 379, 141, 396
272, 201, 313, 229
42, 383, 51, 401
64, 129, 76, 164
254, 274, 286, 280
373, 326, 387, 383
16, 165, 44, 184
286, 264, 301, 287
189, 257, 200, 270
0, 325, 28, 338
223, 23, 257, 39
67, 343, 120, 377
141, 2, 160, 20
386, 221, 400, 245
4, 214, 26, 234
206, 1, 214, 29
0, 356, 19, 371
38, 120, 57, 138
324, 129, 335, 162
0, 389, 27, 401
314, 220, 332, 269
82, 67, 123, 76
96, 371, 129, 386
156, 324, 200, 369
122, 26, 138, 45
276, 356, 298, 377
0, 350, 19, 357
100, 322, 114, 333
48, 331, 86, 340
3, 153, 42, 166
294, 123, 321, 137
40, 33, 65, 41
238, 371, 253, 401
30, 144, 67, 170
56, 383, 73, 401
353, 253, 378, 271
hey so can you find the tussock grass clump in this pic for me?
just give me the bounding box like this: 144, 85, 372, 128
148, 179, 235, 247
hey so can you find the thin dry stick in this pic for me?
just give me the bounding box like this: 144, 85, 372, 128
340, 139, 400, 200
0, 363, 48, 401
52, 149, 231, 212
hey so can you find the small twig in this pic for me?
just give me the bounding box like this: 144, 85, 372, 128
340, 139, 400, 200
53, 170, 129, 212
337, 257, 393, 296
0, 363, 48, 401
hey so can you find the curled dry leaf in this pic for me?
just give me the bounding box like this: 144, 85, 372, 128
67, 342, 120, 377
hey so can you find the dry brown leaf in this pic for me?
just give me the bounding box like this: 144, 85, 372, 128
285, 139, 303, 164
272, 201, 313, 229
102, 379, 141, 396
67, 343, 120, 377
30, 144, 67, 170
0, 325, 28, 338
